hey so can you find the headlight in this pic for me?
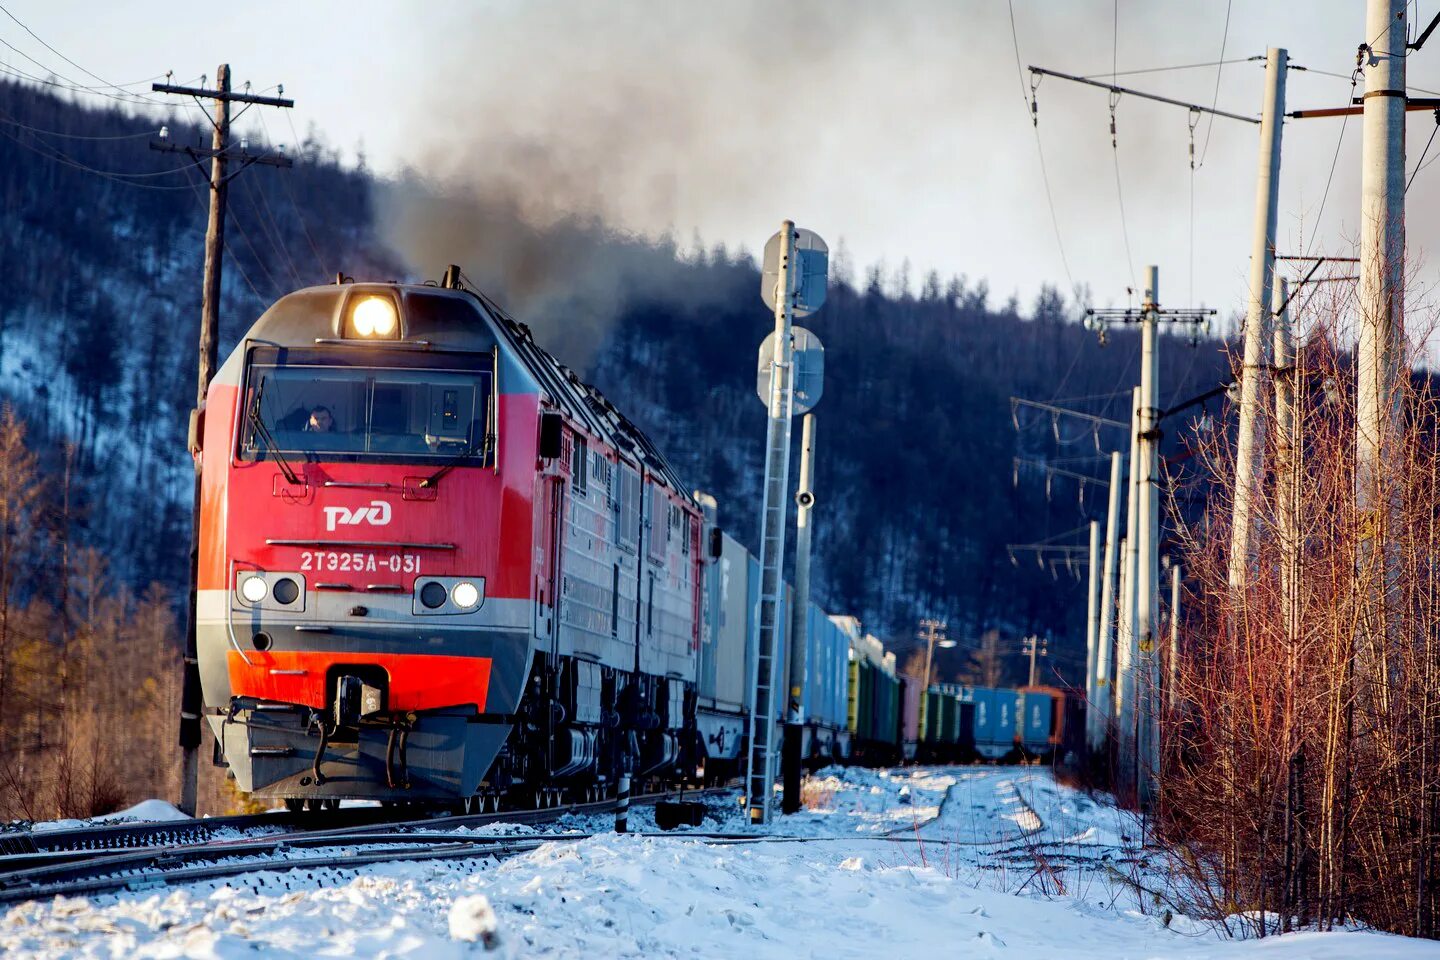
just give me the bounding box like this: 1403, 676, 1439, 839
350, 295, 398, 337
451, 581, 480, 608
240, 576, 268, 604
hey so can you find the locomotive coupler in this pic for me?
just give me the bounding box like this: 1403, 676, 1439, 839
334, 674, 384, 728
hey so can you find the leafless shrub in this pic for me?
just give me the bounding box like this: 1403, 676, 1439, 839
1158, 271, 1440, 938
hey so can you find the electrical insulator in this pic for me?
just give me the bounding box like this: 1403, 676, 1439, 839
240, 136, 249, 151
158, 125, 169, 141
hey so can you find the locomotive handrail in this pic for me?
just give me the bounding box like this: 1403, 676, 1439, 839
264, 539, 457, 550
224, 559, 255, 667
322, 481, 393, 489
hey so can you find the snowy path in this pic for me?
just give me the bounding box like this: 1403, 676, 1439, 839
2, 767, 1438, 958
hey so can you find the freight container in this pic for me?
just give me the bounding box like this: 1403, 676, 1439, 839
967, 686, 1018, 760
1018, 690, 1053, 753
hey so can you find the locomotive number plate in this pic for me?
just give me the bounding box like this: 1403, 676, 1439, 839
299, 551, 421, 575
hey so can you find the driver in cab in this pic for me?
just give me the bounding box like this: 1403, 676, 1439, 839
304, 406, 335, 433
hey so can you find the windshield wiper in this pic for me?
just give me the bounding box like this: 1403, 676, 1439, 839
246, 386, 302, 485
419, 432, 493, 489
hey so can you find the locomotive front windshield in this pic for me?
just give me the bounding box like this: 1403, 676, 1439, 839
239, 352, 494, 465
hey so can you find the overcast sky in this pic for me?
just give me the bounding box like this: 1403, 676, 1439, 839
8, 1, 1440, 321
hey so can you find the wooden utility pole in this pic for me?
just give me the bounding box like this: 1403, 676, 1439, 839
152, 65, 294, 816
1023, 634, 1047, 687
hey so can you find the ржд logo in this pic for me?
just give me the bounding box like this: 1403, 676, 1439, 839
323, 500, 393, 532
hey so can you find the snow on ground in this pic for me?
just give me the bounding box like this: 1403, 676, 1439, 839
3, 767, 1439, 958
26, 799, 191, 834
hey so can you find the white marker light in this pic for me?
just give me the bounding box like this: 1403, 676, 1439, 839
241, 575, 268, 604
351, 296, 398, 337
451, 581, 480, 608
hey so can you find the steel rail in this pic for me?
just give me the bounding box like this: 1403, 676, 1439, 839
0, 787, 731, 870
0, 788, 734, 904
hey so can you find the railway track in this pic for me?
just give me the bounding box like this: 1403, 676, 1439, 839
0, 787, 734, 904
0, 772, 1049, 906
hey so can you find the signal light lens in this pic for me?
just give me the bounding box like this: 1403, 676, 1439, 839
350, 296, 398, 338
240, 576, 268, 604
451, 581, 480, 609
271, 577, 300, 605
419, 581, 448, 609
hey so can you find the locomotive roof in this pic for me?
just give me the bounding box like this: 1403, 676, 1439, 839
250, 280, 695, 502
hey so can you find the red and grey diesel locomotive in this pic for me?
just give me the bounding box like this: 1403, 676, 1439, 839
196, 270, 704, 809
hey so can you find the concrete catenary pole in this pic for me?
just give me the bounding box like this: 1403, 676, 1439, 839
1356, 0, 1406, 644
1084, 519, 1102, 744
1229, 47, 1288, 593
1088, 450, 1124, 752
746, 221, 798, 825
1115, 387, 1142, 777
782, 413, 817, 815
1137, 266, 1162, 809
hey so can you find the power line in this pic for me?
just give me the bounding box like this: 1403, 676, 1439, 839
0, 3, 165, 103
1196, 0, 1234, 169
241, 174, 303, 288
176, 162, 267, 302
0, 118, 197, 189
1301, 67, 1361, 259
1406, 109, 1440, 191
1081, 57, 1258, 80
1008, 0, 1076, 293
1110, 116, 1138, 290
0, 114, 155, 140
0, 62, 169, 109
270, 110, 330, 276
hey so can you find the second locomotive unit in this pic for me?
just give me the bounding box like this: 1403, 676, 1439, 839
196, 269, 702, 809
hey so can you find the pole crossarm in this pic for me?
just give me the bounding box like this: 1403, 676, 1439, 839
1010, 396, 1128, 429
1013, 456, 1111, 485
1158, 382, 1231, 421
1028, 65, 1260, 124
152, 82, 294, 108
1413, 11, 1440, 50
1290, 98, 1440, 119
1086, 307, 1216, 327
150, 140, 294, 182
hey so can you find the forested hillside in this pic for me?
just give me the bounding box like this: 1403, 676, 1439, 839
0, 77, 1230, 813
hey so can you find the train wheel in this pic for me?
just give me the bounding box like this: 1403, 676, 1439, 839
284, 798, 305, 813
323, 799, 340, 811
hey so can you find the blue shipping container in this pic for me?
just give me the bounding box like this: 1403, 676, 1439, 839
1019, 692, 1053, 751
970, 687, 1017, 759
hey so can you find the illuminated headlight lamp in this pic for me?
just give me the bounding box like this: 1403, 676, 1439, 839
240, 575, 269, 604
349, 295, 398, 338
451, 581, 481, 609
